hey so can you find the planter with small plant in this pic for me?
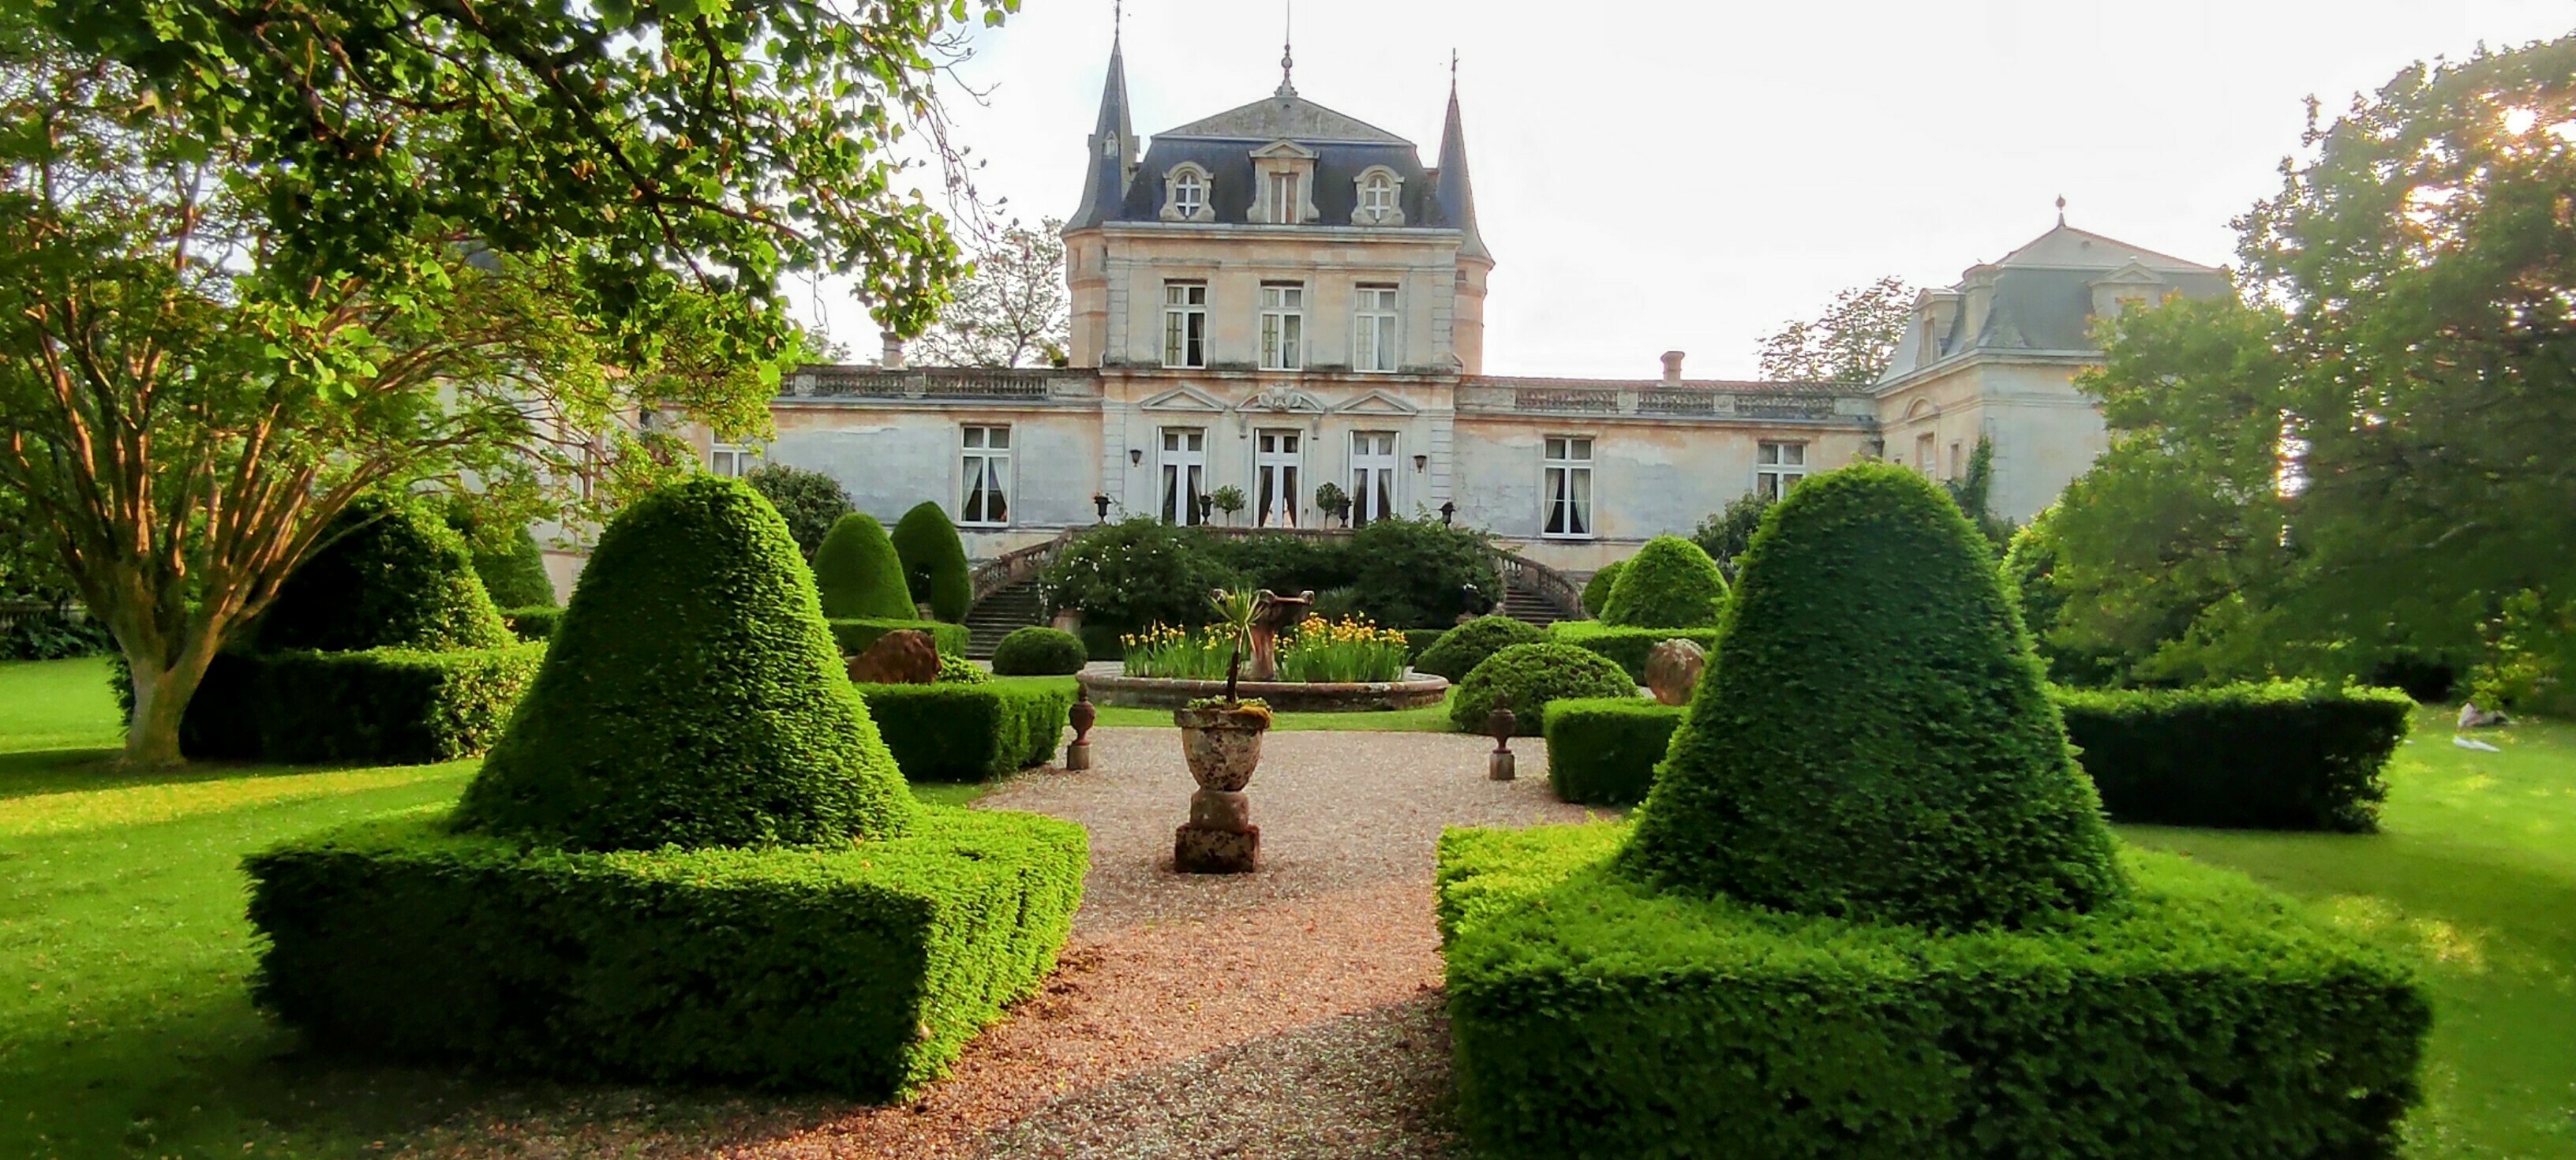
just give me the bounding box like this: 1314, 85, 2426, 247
1173, 588, 1273, 873
1209, 485, 1247, 526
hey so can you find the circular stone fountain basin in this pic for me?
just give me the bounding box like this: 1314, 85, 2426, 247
1077, 672, 1450, 713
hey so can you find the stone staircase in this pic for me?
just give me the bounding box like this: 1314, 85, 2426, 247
1499, 585, 1566, 629
964, 578, 1046, 658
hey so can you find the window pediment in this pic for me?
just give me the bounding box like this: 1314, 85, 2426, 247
1140, 386, 1230, 413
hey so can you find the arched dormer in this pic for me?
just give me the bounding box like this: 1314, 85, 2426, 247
1159, 162, 1215, 223
1351, 166, 1406, 226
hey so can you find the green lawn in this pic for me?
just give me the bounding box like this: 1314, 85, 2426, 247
2, 658, 2567, 1157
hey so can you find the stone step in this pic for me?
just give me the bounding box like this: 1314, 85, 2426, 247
963, 579, 1048, 659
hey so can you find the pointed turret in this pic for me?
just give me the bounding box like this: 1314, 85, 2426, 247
1432, 77, 1489, 262
1069, 34, 1136, 229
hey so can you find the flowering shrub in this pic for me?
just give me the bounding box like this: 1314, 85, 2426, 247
1275, 616, 1410, 683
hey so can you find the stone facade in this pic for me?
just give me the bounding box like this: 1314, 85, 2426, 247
668, 37, 2228, 586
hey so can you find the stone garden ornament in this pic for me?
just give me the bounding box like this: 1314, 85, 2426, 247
1645, 638, 1707, 705
1171, 589, 1276, 874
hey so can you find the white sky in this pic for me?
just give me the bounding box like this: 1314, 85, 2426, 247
787, 0, 2572, 380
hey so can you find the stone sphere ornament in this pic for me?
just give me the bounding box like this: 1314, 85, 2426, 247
1645, 638, 1708, 706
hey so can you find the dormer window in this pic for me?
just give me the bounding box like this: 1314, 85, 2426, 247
1159, 163, 1215, 223
1352, 167, 1405, 226
1267, 172, 1301, 224
1248, 140, 1318, 225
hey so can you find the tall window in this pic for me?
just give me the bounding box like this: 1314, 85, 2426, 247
1260, 283, 1305, 370
1268, 171, 1301, 223
1915, 432, 1938, 476
1949, 440, 1965, 480
1358, 172, 1397, 222
1350, 431, 1398, 526
1159, 428, 1208, 525
1173, 170, 1206, 218
960, 425, 1012, 526
1755, 441, 1806, 501
1255, 429, 1302, 528
1543, 436, 1594, 538
707, 443, 751, 477
1163, 281, 1207, 369
1354, 285, 1399, 372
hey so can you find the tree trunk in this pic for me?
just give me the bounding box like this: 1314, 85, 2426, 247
120, 639, 213, 768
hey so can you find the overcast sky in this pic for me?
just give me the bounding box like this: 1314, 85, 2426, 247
787, 1, 2571, 380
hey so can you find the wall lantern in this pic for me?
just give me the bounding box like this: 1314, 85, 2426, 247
1093, 493, 1111, 522
1413, 454, 1428, 472
1439, 500, 1457, 526
1129, 447, 1144, 466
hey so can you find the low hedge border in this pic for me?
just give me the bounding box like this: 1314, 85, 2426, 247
1541, 698, 1683, 806
1546, 622, 1723, 682
171, 644, 544, 765
1438, 822, 2429, 1160
2054, 681, 2413, 832
856, 682, 1073, 782
246, 805, 1088, 1098
829, 618, 969, 659
501, 606, 561, 642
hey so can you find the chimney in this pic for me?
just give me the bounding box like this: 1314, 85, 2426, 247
1660, 350, 1685, 384
880, 328, 907, 370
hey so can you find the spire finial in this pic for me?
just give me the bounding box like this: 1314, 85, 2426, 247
2055, 194, 2067, 226
1450, 48, 1458, 92
1275, 0, 1297, 98
1112, 0, 1121, 43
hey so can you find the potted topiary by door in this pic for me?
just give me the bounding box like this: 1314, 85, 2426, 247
1174, 588, 1272, 874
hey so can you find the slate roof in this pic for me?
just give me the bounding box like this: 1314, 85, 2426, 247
1876, 223, 2230, 384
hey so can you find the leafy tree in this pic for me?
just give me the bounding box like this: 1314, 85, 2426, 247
1690, 492, 1773, 582
1756, 275, 1915, 385
746, 463, 856, 562
890, 502, 972, 623
909, 218, 1071, 369
2, 4, 998, 763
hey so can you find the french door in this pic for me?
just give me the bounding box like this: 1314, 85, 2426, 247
1160, 428, 1207, 525
1350, 431, 1397, 526
1255, 428, 1302, 528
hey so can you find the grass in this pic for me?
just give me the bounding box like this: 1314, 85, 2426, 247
990, 674, 1460, 732
2, 658, 2567, 1156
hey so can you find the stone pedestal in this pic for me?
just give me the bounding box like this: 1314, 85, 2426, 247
1175, 822, 1259, 874
1489, 750, 1516, 781
1064, 740, 1091, 771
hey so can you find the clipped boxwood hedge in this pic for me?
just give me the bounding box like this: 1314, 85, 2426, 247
2054, 682, 2413, 833
1579, 559, 1626, 618
170, 645, 542, 765
1449, 642, 1638, 736
1542, 698, 1683, 806
501, 606, 561, 642
1401, 628, 1449, 663
890, 502, 975, 623
990, 627, 1088, 675
1546, 621, 1723, 683
1597, 535, 1727, 629
857, 682, 1073, 783
1414, 615, 1544, 682
829, 617, 970, 659
259, 494, 512, 654
245, 806, 1088, 1098
1438, 822, 2430, 1160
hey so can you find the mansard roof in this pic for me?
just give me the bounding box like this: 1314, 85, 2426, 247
1159, 93, 1411, 145
1877, 223, 2230, 384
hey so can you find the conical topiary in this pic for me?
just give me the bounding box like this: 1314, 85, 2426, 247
1598, 536, 1728, 628
1622, 462, 2124, 930
259, 494, 512, 653
890, 502, 973, 623
813, 512, 919, 620
1579, 559, 1627, 618
455, 476, 915, 851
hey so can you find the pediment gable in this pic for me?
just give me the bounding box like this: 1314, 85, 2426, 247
1333, 389, 1420, 417
2089, 260, 2168, 287
1139, 386, 1230, 413
1241, 384, 1329, 413
1251, 139, 1318, 161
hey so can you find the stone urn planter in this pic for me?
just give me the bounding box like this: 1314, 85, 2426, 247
1174, 702, 1269, 874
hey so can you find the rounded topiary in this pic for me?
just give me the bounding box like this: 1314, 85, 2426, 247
1621, 462, 2125, 930
259, 494, 511, 653
1413, 615, 1545, 681
891, 502, 974, 622
812, 512, 917, 621
991, 626, 1088, 675
455, 476, 915, 851
1579, 559, 1627, 618
1448, 642, 1638, 736
1599, 536, 1728, 628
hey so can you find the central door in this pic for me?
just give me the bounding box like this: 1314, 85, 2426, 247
1255, 428, 1302, 528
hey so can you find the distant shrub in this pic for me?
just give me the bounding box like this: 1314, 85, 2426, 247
458, 477, 915, 851
744, 462, 854, 561
935, 653, 991, 684
1197, 532, 1360, 596
2002, 511, 2122, 687
991, 627, 1088, 675
477, 526, 558, 610
890, 502, 973, 623
1449, 642, 1638, 736
1597, 536, 1727, 629
812, 513, 918, 621
1541, 698, 1683, 806
856, 682, 1073, 782
1547, 622, 1723, 683
1438, 824, 2430, 1160
1578, 559, 1626, 618
1688, 491, 1771, 581
500, 606, 560, 642
1346, 517, 1503, 627
0, 608, 112, 660
1401, 628, 1448, 662
259, 494, 511, 653
1413, 616, 1544, 682
1041, 518, 1237, 634
246, 807, 1087, 1098
2054, 682, 2413, 832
